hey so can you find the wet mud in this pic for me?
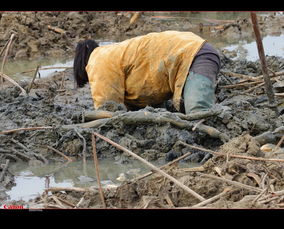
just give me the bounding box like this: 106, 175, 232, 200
1, 12, 284, 209
1, 12, 284, 59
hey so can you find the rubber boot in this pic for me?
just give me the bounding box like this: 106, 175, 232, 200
183, 71, 216, 114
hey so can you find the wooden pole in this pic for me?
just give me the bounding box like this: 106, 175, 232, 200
250, 12, 278, 115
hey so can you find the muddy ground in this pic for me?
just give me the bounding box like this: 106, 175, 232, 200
1, 12, 284, 209
1, 12, 284, 59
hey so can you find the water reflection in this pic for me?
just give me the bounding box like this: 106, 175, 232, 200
6, 159, 151, 201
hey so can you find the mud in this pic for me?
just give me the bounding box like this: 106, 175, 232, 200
1, 12, 284, 209
1, 12, 284, 59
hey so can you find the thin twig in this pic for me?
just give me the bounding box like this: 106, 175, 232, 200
191, 187, 233, 207
0, 126, 53, 135
0, 72, 27, 95
252, 187, 268, 205
27, 65, 40, 94
192, 119, 205, 131
251, 12, 277, 115
50, 195, 68, 208
92, 134, 107, 208
0, 159, 10, 182
0, 33, 15, 85
275, 135, 284, 149
20, 66, 72, 74
130, 151, 195, 182
46, 187, 97, 193
197, 172, 263, 193
93, 132, 206, 202
46, 146, 73, 162
74, 128, 87, 169
0, 38, 10, 58
180, 141, 284, 163
74, 195, 85, 209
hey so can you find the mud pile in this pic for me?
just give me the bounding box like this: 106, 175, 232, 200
1, 52, 284, 208
28, 134, 284, 209
0, 12, 195, 59
1, 12, 284, 59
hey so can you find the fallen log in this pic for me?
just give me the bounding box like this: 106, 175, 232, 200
1, 109, 228, 142
84, 107, 222, 122
64, 110, 228, 142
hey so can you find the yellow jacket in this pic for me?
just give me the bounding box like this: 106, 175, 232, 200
86, 31, 206, 111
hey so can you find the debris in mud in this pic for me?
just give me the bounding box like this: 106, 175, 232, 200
1, 12, 284, 59
29, 134, 284, 209
1, 53, 284, 208
1, 12, 284, 208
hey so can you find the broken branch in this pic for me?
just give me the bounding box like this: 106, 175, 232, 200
0, 72, 27, 96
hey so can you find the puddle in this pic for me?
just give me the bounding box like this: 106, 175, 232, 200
6, 158, 199, 202
5, 41, 114, 80
224, 34, 284, 61
6, 159, 150, 202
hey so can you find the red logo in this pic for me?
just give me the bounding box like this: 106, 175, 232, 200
3, 204, 24, 209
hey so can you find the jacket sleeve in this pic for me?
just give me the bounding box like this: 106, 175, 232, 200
86, 63, 125, 109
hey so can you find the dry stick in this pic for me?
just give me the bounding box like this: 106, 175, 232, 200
130, 151, 196, 183
75, 129, 87, 176
0, 72, 27, 96
275, 135, 284, 149
74, 195, 85, 209
197, 172, 263, 193
219, 78, 277, 89
275, 93, 284, 97
74, 129, 87, 166
219, 72, 282, 90
0, 126, 53, 135
0, 159, 10, 182
220, 70, 256, 81
20, 66, 72, 74
0, 33, 15, 85
50, 195, 67, 209
180, 141, 284, 163
46, 146, 73, 162
0, 39, 10, 57
92, 134, 107, 208
46, 187, 96, 193
251, 12, 278, 115
93, 132, 206, 202
252, 187, 268, 205
27, 65, 40, 94
244, 82, 265, 93
191, 187, 233, 208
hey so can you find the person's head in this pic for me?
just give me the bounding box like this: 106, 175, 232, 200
73, 39, 99, 88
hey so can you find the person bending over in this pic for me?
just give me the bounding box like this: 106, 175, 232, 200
73, 30, 221, 114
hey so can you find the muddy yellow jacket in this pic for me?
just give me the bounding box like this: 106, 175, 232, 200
86, 31, 206, 111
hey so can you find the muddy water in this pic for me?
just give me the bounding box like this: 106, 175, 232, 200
6, 159, 148, 201
6, 159, 199, 202
225, 34, 284, 61
6, 41, 113, 80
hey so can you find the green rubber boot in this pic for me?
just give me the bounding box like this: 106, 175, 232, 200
183, 72, 216, 114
